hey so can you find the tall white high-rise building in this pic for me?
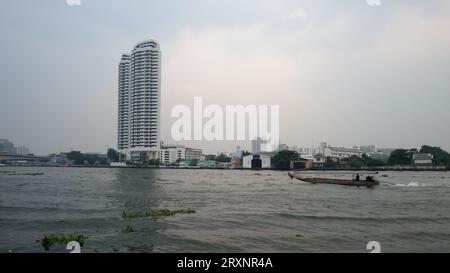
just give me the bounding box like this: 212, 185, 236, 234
117, 39, 161, 162
118, 53, 131, 151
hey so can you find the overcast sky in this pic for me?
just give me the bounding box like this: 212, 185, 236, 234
1, 0, 450, 155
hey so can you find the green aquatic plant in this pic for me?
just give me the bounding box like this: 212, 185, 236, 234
37, 234, 88, 251
122, 208, 196, 219
0, 170, 16, 175
19, 172, 44, 176
1, 171, 44, 176
121, 224, 134, 233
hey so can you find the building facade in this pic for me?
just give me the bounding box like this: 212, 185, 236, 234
160, 145, 186, 164
243, 154, 271, 169
16, 146, 30, 156
360, 145, 376, 154
118, 54, 131, 151
292, 146, 314, 158
313, 155, 326, 168
323, 146, 363, 160
230, 147, 243, 169
118, 40, 161, 162
0, 139, 16, 155
290, 159, 314, 170
412, 153, 434, 166
185, 148, 203, 161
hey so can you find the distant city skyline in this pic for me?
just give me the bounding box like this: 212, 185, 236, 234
0, 138, 31, 156
0, 135, 437, 158
1, 0, 450, 155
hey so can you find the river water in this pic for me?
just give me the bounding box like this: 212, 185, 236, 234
1, 167, 449, 253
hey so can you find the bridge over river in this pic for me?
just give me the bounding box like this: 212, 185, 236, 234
0, 153, 50, 162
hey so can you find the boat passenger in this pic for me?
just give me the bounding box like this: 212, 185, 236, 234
355, 174, 360, 181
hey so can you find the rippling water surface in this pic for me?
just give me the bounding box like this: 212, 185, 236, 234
1, 167, 450, 253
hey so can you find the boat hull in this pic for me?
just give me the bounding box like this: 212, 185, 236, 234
289, 173, 379, 188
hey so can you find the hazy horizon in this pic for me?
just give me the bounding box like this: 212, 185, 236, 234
1, 0, 450, 155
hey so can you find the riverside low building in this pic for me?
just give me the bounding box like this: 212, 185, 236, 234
160, 145, 204, 165
160, 145, 186, 164
243, 154, 271, 169
185, 148, 203, 161
291, 158, 313, 170
412, 154, 434, 166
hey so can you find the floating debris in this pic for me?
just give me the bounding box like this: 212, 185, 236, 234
122, 209, 196, 219
37, 234, 88, 251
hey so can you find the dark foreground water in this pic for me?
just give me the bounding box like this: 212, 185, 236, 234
1, 167, 450, 253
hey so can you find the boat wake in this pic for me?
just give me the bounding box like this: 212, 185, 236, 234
382, 182, 422, 187
395, 182, 421, 187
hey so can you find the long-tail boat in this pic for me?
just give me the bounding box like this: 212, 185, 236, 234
288, 172, 380, 188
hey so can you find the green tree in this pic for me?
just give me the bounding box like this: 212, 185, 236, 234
348, 156, 364, 169
419, 145, 450, 167
216, 153, 231, 163
66, 151, 106, 166
366, 158, 387, 167
362, 153, 387, 167
272, 150, 299, 170
66, 151, 84, 165
388, 149, 413, 165
107, 148, 119, 162
325, 157, 339, 168
205, 154, 217, 161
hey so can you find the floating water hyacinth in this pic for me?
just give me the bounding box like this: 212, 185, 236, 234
121, 224, 134, 233
37, 234, 88, 251
0, 170, 16, 174
122, 209, 196, 219
0, 171, 44, 176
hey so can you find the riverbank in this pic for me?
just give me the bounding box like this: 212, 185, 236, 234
0, 164, 448, 172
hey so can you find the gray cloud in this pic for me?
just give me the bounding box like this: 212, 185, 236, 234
1, 0, 449, 154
